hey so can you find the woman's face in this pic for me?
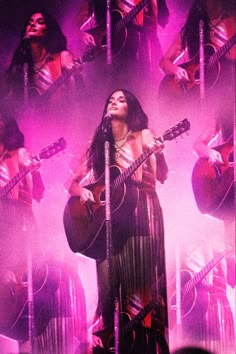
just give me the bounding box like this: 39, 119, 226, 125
106, 90, 128, 120
25, 12, 47, 39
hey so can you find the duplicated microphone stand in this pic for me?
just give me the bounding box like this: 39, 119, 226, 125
22, 42, 35, 354
104, 129, 119, 354
105, 0, 119, 350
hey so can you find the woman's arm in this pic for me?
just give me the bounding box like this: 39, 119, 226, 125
193, 120, 224, 165
142, 129, 168, 183
159, 33, 190, 82
73, 0, 96, 47
18, 147, 45, 202
66, 157, 95, 204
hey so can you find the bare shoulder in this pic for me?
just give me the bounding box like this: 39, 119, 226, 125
17, 147, 31, 163
60, 50, 75, 68
141, 129, 155, 145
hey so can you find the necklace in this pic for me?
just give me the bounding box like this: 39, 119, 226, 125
34, 52, 49, 74
114, 130, 131, 157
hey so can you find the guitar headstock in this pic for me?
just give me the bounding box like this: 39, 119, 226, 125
38, 137, 67, 160
162, 119, 190, 142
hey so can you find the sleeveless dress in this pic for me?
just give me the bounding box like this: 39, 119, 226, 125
94, 131, 168, 353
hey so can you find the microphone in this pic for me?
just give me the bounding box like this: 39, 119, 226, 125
101, 113, 112, 138
21, 34, 31, 61
22, 34, 31, 46
103, 112, 112, 121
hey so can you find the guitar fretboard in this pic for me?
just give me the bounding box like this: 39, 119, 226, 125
115, 0, 149, 33
183, 253, 224, 296
112, 145, 154, 190
112, 119, 190, 191
121, 301, 154, 335
208, 34, 236, 68
0, 166, 30, 198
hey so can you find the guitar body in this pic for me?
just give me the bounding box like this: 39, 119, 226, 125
63, 165, 139, 259
0, 263, 61, 340
94, 312, 135, 353
63, 120, 190, 259
168, 270, 209, 330
191, 143, 234, 219
86, 9, 140, 58
159, 44, 220, 99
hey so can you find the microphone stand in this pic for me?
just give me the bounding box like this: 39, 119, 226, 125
106, 0, 112, 65
22, 38, 31, 107
103, 118, 119, 354
199, 19, 206, 119
22, 38, 34, 353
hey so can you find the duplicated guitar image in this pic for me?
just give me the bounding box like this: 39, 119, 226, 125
0, 138, 66, 340
0, 263, 61, 340
168, 248, 233, 330
0, 137, 66, 199
29, 47, 103, 105
158, 33, 236, 99
81, 0, 150, 57
63, 119, 190, 260
191, 142, 234, 220
94, 301, 156, 353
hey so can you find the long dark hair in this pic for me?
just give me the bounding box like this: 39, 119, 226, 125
0, 113, 25, 150
86, 89, 148, 178
9, 9, 67, 70
5, 9, 68, 112
181, 0, 236, 58
181, 0, 210, 58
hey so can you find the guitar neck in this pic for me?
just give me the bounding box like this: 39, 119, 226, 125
0, 138, 66, 199
115, 0, 149, 32
0, 166, 31, 198
112, 119, 190, 190
122, 301, 154, 335
40, 66, 79, 102
183, 253, 224, 294
112, 145, 155, 190
208, 34, 236, 67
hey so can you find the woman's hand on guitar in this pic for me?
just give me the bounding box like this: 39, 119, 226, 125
174, 66, 190, 82
80, 187, 95, 205
78, 30, 96, 47
90, 334, 104, 351
208, 149, 224, 166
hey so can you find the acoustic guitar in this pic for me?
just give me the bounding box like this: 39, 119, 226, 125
191, 142, 234, 219
0, 262, 61, 340
168, 249, 232, 330
29, 46, 103, 105
82, 0, 150, 57
0, 137, 66, 199
93, 301, 165, 353
63, 119, 190, 260
158, 33, 236, 99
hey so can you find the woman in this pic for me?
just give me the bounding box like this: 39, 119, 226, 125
4, 10, 81, 116
159, 0, 236, 107
67, 89, 169, 353
0, 112, 45, 351
0, 113, 44, 227
75, 0, 169, 96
